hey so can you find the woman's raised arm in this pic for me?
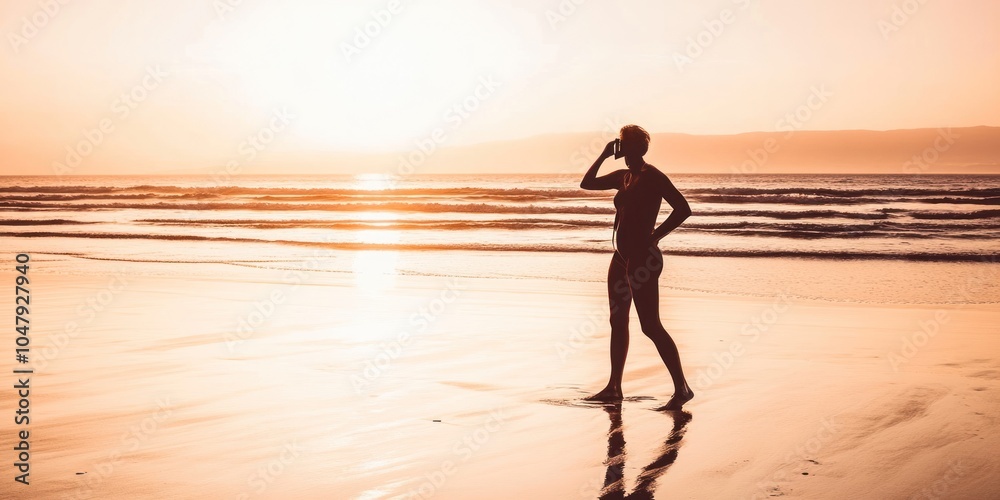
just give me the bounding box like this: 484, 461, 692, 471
580, 141, 626, 190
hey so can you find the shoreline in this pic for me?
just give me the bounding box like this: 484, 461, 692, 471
3, 231, 998, 264
10, 236, 1000, 305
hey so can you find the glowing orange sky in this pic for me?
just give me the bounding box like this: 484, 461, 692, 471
1, 0, 998, 175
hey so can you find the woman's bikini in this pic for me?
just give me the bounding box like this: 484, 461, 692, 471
612, 169, 646, 264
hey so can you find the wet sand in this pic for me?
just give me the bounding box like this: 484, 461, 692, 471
2, 244, 999, 499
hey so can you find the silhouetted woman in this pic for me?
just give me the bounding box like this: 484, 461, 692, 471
580, 125, 694, 410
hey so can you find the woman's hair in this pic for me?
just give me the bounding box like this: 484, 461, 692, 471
619, 124, 650, 156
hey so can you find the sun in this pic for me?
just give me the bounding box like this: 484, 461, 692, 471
189, 2, 536, 152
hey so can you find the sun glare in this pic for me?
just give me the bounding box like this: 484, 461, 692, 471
353, 229, 401, 245
353, 174, 396, 191
352, 250, 399, 295
185, 2, 537, 151
354, 211, 398, 222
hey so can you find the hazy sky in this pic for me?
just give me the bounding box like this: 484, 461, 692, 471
1, 0, 998, 174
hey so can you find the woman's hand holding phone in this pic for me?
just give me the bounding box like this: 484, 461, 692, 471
600, 140, 617, 160
601, 139, 622, 160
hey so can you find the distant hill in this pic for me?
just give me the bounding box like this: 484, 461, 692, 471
156, 126, 1000, 175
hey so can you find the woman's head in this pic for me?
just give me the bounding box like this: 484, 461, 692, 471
619, 125, 650, 164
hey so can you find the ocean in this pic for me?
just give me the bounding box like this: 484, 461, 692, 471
2, 173, 998, 262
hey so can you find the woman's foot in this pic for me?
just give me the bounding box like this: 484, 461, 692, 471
584, 386, 623, 402
657, 385, 694, 411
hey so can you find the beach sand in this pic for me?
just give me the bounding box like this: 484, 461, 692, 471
2, 240, 999, 499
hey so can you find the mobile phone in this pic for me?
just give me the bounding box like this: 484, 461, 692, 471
613, 139, 623, 159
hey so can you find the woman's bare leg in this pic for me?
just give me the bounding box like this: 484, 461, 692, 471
587, 253, 632, 401
627, 248, 694, 410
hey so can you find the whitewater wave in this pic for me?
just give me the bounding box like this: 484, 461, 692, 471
0, 201, 618, 215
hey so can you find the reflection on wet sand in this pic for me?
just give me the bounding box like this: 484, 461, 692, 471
598, 406, 692, 500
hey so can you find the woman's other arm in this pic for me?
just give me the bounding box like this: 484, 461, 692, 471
651, 172, 692, 243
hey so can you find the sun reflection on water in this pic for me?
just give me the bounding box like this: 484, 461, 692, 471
352, 251, 399, 295
353, 173, 395, 191
347, 173, 402, 291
